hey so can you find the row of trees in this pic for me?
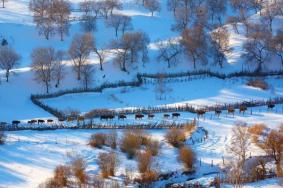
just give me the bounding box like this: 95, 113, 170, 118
29, 0, 71, 41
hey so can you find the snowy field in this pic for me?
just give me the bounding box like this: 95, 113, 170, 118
1, 105, 283, 188
42, 76, 283, 114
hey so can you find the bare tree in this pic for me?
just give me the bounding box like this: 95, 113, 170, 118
144, 0, 161, 16
271, 31, 283, 66
261, 2, 280, 32
243, 24, 271, 72
181, 26, 208, 69
31, 47, 56, 93
93, 48, 107, 71
106, 15, 131, 36
259, 130, 283, 177
53, 50, 65, 88
227, 123, 250, 187
112, 31, 149, 72
0, 46, 20, 82
156, 38, 181, 68
226, 16, 240, 34
53, 0, 71, 41
167, 0, 179, 16
106, 15, 124, 37
207, 0, 227, 24
100, 0, 122, 19
29, 0, 55, 40
1, 0, 7, 8
211, 27, 231, 68
68, 33, 94, 80
79, 1, 97, 32
171, 6, 190, 31
120, 15, 132, 35
249, 0, 264, 15
106, 0, 122, 15
80, 63, 95, 90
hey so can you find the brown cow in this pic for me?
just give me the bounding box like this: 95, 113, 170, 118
135, 114, 144, 120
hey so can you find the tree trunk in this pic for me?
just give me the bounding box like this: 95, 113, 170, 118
5, 69, 9, 82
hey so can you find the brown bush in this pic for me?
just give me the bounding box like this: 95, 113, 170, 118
53, 165, 70, 187
247, 79, 268, 90
89, 133, 106, 148
140, 170, 158, 185
71, 158, 88, 185
179, 146, 195, 171
120, 130, 142, 158
145, 140, 160, 156
98, 152, 118, 178
165, 128, 186, 147
105, 131, 117, 149
137, 151, 153, 174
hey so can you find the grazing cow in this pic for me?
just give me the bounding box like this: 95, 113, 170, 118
47, 119, 54, 123
267, 103, 275, 110
148, 114, 155, 119
227, 107, 235, 116
100, 114, 115, 121
172, 113, 180, 118
135, 114, 144, 120
215, 109, 222, 117
58, 118, 65, 122
196, 109, 206, 119
28, 120, 37, 125
12, 120, 20, 126
163, 114, 170, 119
239, 105, 247, 115
118, 114, 127, 120
37, 119, 45, 124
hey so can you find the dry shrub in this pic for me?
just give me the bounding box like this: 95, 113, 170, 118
210, 176, 221, 188
105, 131, 117, 149
71, 157, 88, 185
179, 146, 195, 171
137, 151, 153, 174
280, 125, 283, 132
53, 165, 70, 187
184, 120, 196, 134
145, 140, 160, 156
140, 170, 158, 185
165, 128, 186, 148
89, 133, 106, 148
98, 152, 118, 178
120, 130, 143, 158
247, 79, 268, 90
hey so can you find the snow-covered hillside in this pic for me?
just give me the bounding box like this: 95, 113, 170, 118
0, 0, 283, 187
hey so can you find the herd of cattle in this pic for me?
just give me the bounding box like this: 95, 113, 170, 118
3, 103, 277, 127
